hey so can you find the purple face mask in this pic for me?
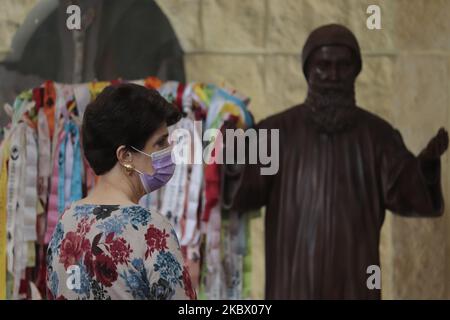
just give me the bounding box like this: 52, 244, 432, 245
131, 146, 176, 193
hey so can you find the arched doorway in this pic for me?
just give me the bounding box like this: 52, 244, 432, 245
0, 0, 186, 130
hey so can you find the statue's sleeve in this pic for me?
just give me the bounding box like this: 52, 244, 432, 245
222, 120, 275, 213
381, 128, 444, 217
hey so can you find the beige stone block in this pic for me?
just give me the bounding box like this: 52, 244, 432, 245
264, 55, 307, 117
446, 57, 450, 298
267, 0, 347, 54
155, 0, 203, 52
202, 0, 266, 52
185, 53, 267, 121
394, 0, 450, 52
266, 0, 394, 54
380, 213, 394, 299
392, 54, 448, 153
0, 0, 38, 57
392, 216, 446, 299
443, 154, 450, 298
346, 0, 395, 53
389, 54, 449, 299
355, 55, 395, 124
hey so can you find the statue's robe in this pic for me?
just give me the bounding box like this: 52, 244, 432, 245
231, 104, 444, 299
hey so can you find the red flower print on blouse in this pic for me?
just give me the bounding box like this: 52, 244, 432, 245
46, 288, 67, 300
76, 217, 95, 236
94, 253, 118, 287
144, 225, 169, 259
59, 231, 91, 269
182, 266, 197, 300
84, 251, 95, 277
105, 234, 133, 265
46, 287, 53, 300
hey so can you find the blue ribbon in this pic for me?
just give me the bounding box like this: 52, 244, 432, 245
57, 120, 82, 215
70, 122, 82, 202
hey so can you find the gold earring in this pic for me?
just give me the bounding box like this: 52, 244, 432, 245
123, 163, 134, 174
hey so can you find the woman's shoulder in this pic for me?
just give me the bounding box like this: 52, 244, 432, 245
61, 202, 177, 240
118, 204, 175, 232
140, 207, 180, 248
146, 208, 175, 230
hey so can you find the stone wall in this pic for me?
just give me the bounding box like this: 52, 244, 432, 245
0, 0, 38, 60
1, 0, 450, 299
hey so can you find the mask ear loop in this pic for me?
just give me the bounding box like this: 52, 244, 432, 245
131, 145, 174, 159
129, 146, 152, 175
133, 167, 145, 175
130, 146, 152, 157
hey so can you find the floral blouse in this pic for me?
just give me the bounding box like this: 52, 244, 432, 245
46, 203, 196, 300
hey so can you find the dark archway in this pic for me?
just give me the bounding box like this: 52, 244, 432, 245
0, 0, 186, 130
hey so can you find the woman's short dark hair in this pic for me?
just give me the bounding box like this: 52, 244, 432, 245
81, 83, 181, 175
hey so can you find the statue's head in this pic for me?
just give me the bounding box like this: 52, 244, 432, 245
302, 24, 362, 87
301, 24, 362, 132
305, 45, 358, 92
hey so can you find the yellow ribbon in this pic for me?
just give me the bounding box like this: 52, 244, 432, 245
88, 81, 111, 100
0, 140, 10, 299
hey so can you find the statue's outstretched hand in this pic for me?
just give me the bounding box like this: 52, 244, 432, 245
421, 128, 449, 160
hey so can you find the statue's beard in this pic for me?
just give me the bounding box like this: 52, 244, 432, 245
304, 81, 357, 134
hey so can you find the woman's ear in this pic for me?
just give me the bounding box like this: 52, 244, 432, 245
116, 145, 133, 166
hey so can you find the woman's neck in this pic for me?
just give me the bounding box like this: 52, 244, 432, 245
77, 170, 142, 206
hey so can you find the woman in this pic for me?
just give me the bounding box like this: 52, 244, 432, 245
46, 83, 196, 300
